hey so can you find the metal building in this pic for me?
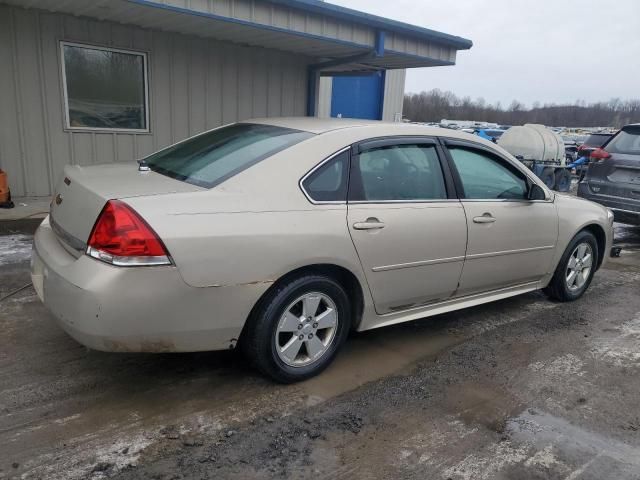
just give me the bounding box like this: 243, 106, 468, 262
0, 0, 472, 196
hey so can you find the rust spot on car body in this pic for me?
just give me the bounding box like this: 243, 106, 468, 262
102, 339, 177, 353
241, 279, 275, 287
207, 279, 275, 288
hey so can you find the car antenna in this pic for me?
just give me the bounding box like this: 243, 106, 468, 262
138, 159, 150, 172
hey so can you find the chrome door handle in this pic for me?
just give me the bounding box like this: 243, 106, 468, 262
353, 218, 386, 230
473, 214, 496, 224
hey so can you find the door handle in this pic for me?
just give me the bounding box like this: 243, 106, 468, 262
473, 213, 496, 224
353, 217, 386, 230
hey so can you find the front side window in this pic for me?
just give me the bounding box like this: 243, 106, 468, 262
61, 42, 148, 131
350, 144, 447, 201
302, 150, 349, 202
449, 147, 528, 200
143, 123, 313, 188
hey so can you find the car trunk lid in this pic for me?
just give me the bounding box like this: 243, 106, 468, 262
49, 163, 202, 253
606, 154, 640, 185
586, 154, 640, 201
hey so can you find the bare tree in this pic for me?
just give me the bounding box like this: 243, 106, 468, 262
403, 89, 640, 128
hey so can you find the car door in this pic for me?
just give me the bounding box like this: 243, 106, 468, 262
443, 140, 559, 296
347, 138, 468, 314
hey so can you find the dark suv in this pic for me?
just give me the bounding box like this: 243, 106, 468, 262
578, 124, 640, 225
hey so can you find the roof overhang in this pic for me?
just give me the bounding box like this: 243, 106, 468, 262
7, 0, 472, 74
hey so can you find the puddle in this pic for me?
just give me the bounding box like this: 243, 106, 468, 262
444, 382, 523, 434
508, 409, 640, 470
300, 320, 464, 400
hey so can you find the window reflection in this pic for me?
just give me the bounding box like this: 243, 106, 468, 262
63, 44, 147, 130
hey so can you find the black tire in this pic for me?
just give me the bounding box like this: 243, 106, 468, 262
540, 167, 556, 189
544, 230, 598, 302
554, 169, 571, 192
242, 274, 351, 383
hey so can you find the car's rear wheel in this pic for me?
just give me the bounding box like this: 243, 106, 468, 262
544, 230, 598, 302
242, 274, 351, 383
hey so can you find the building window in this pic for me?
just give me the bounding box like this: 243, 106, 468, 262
60, 42, 149, 132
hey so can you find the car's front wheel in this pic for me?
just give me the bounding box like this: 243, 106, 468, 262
544, 230, 598, 302
242, 274, 351, 383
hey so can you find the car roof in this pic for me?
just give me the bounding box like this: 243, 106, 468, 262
246, 116, 395, 134
245, 116, 467, 138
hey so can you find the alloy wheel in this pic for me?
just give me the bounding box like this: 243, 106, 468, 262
565, 242, 593, 292
274, 292, 339, 367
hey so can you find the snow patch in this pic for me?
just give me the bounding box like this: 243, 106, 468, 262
442, 441, 529, 480
524, 445, 560, 469
0, 234, 33, 266
590, 313, 640, 367
529, 353, 585, 377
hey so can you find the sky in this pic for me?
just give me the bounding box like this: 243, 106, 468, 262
329, 0, 640, 107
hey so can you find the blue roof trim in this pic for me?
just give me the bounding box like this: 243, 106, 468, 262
382, 49, 456, 67
375, 31, 385, 57
126, 0, 471, 52
267, 0, 473, 50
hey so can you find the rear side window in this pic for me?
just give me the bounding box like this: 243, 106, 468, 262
449, 147, 528, 200
143, 123, 313, 188
302, 150, 349, 202
606, 127, 640, 155
350, 144, 447, 201
583, 134, 611, 147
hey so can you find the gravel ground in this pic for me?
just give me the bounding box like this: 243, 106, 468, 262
1, 224, 639, 480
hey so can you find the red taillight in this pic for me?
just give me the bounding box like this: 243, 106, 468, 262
590, 148, 611, 162
86, 200, 171, 266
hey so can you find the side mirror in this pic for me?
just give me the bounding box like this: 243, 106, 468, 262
528, 183, 547, 201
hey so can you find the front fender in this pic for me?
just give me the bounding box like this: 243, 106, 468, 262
542, 194, 613, 285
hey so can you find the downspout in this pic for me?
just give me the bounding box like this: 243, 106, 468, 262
306, 30, 386, 117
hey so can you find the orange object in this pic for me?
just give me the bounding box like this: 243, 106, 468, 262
0, 169, 9, 203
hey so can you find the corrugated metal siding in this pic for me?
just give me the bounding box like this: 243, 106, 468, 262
163, 0, 376, 47
381, 69, 406, 122
386, 32, 456, 64
316, 77, 332, 119
0, 4, 308, 196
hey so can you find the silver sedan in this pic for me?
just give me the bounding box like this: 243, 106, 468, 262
31, 118, 614, 382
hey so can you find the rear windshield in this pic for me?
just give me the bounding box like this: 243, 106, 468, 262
606, 127, 640, 155
583, 134, 611, 147
143, 123, 313, 188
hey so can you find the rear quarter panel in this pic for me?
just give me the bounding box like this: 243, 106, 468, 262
123, 132, 375, 292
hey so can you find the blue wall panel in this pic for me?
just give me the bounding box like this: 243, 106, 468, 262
330, 72, 385, 120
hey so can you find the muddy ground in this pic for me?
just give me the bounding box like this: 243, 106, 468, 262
1, 223, 640, 480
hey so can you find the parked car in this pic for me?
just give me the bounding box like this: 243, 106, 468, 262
475, 128, 505, 143
577, 132, 613, 159
578, 124, 640, 225
32, 118, 614, 382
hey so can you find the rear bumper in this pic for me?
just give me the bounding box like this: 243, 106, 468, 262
577, 182, 640, 225
31, 217, 266, 352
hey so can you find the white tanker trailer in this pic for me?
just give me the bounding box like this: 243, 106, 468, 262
497, 124, 572, 192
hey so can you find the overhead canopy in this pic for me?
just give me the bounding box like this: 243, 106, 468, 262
11, 0, 472, 73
